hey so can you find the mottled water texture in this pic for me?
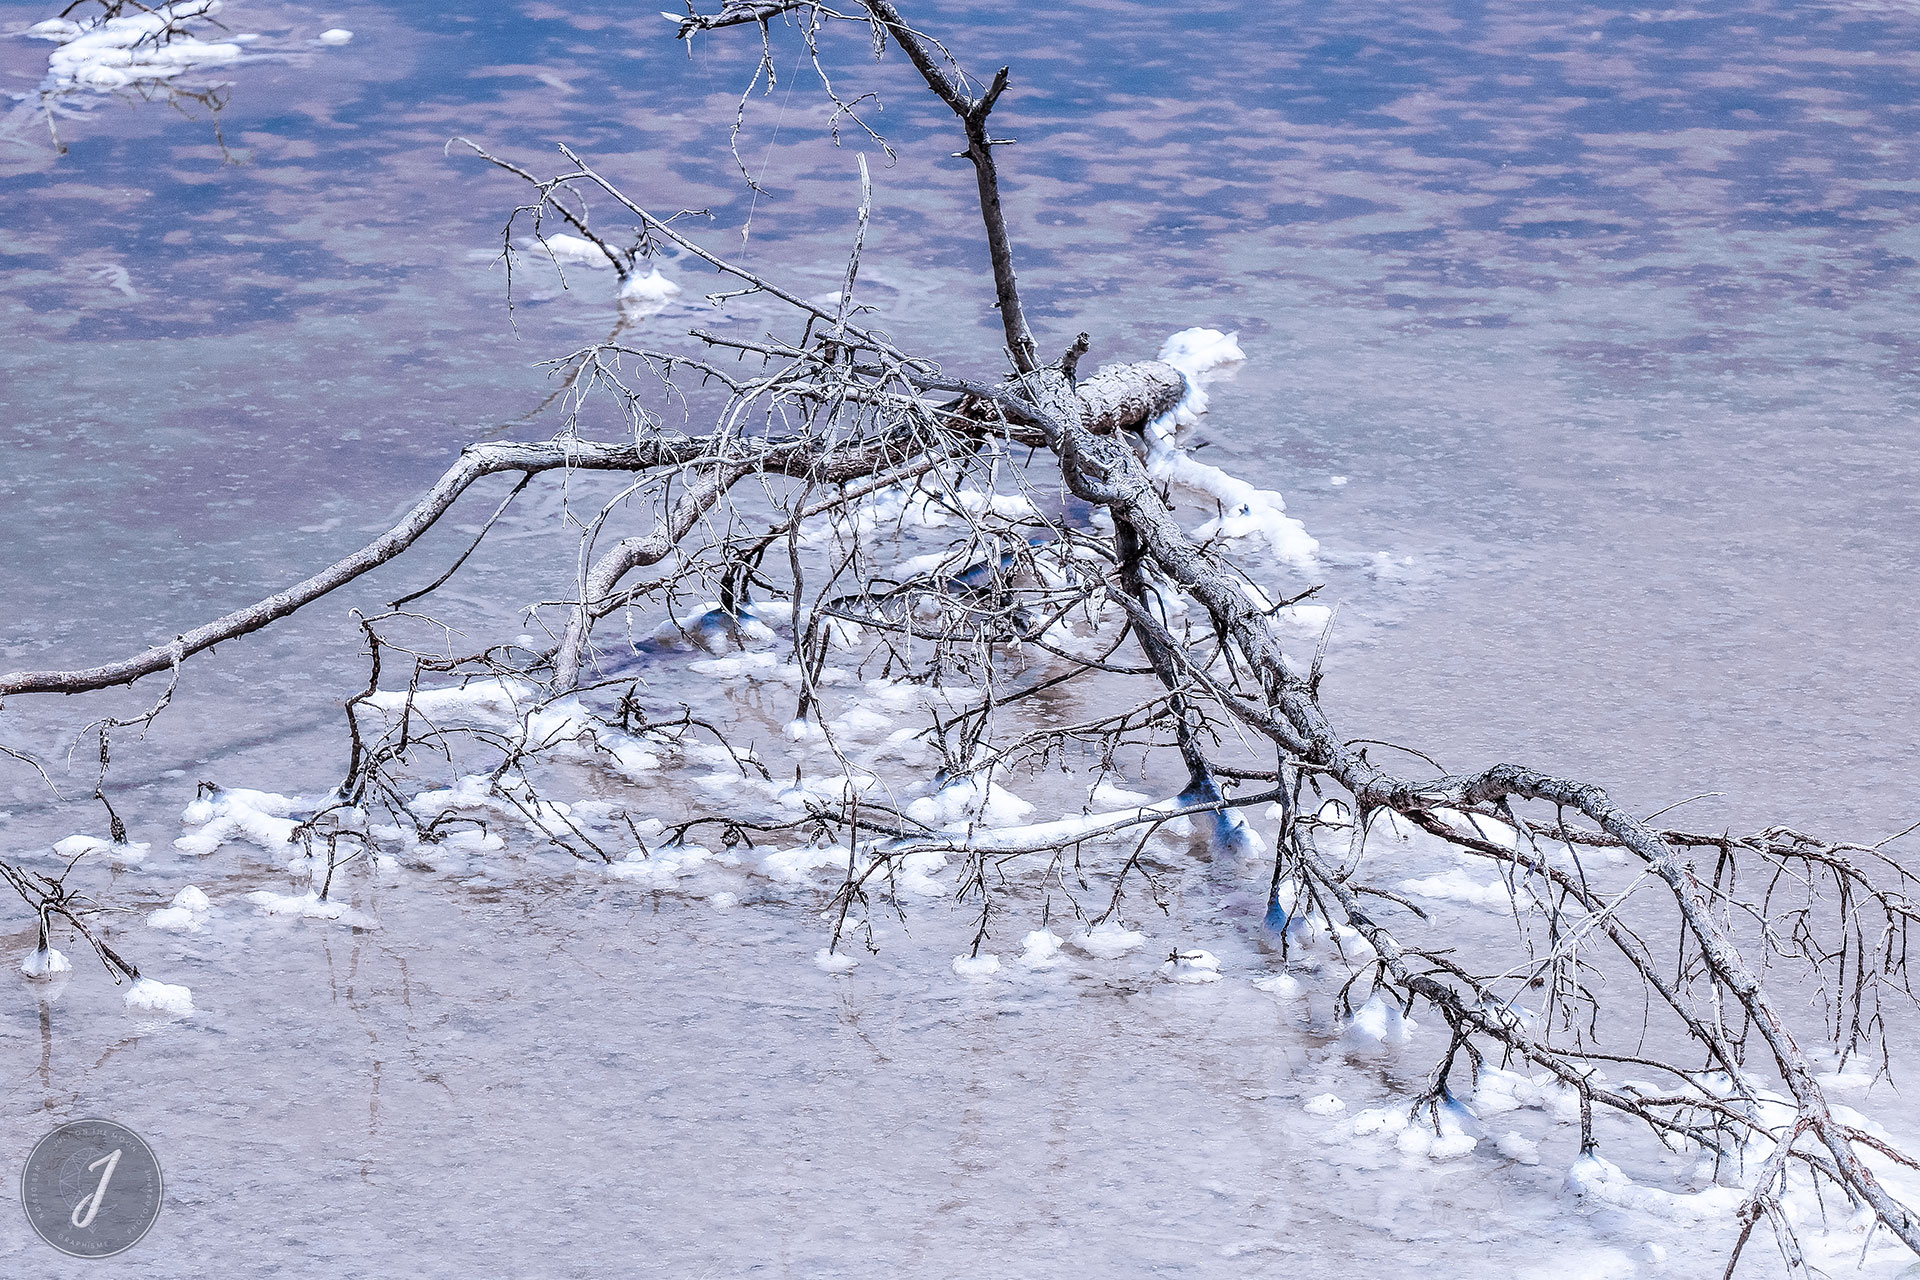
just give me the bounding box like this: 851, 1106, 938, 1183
3, 0, 1919, 1275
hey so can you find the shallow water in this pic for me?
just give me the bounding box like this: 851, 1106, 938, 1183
3, 0, 1920, 1275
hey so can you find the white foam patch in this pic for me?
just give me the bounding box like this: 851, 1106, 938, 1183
1495, 1130, 1541, 1165
763, 844, 853, 885
798, 481, 1041, 549
1349, 1099, 1478, 1161
1565, 1151, 1744, 1220
1303, 1093, 1346, 1116
318, 27, 353, 45
904, 776, 1034, 829
525, 232, 611, 265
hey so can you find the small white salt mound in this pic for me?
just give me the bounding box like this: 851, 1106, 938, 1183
1495, 1130, 1541, 1165
814, 948, 857, 975
363, 676, 537, 727
1398, 868, 1519, 911
1077, 920, 1147, 959
707, 891, 740, 909
1352, 1101, 1477, 1161
1405, 1122, 1478, 1161
38, 1, 246, 93
1346, 991, 1417, 1045
245, 890, 377, 929
147, 885, 213, 932
1142, 327, 1318, 569
905, 776, 1034, 829
176, 788, 303, 856
1252, 972, 1301, 998
777, 771, 878, 811
763, 844, 853, 885
606, 844, 718, 888
952, 952, 1001, 979
1304, 1093, 1345, 1116
886, 850, 950, 899
1158, 327, 1246, 376
1088, 779, 1153, 809
1160, 950, 1222, 984
318, 27, 353, 44
618, 266, 681, 316
529, 232, 612, 265
1017, 928, 1065, 969
125, 977, 193, 1017
1564, 1151, 1742, 1220
51, 833, 151, 866
826, 705, 893, 742
21, 946, 71, 978
1275, 603, 1333, 635
650, 602, 777, 654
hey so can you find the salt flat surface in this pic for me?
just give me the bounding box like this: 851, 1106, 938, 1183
5, 0, 1920, 1274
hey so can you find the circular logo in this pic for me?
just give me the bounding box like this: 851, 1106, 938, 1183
20, 1119, 163, 1258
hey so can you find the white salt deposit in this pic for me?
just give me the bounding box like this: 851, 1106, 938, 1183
1398, 868, 1520, 910
1303, 1093, 1345, 1116
1160, 950, 1222, 983
951, 952, 1001, 979
814, 948, 857, 974
1140, 328, 1319, 568
20, 945, 70, 978
148, 884, 213, 932
245, 889, 377, 928
50, 833, 150, 866
619, 266, 682, 315
176, 787, 304, 855
1016, 928, 1065, 969
1076, 920, 1147, 959
904, 776, 1034, 829
33, 0, 245, 93
1346, 991, 1417, 1045
318, 28, 353, 45
1495, 1130, 1542, 1165
125, 976, 194, 1017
